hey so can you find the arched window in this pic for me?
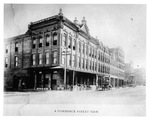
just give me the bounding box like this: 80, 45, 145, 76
45, 52, 49, 64
14, 56, 19, 67
68, 36, 72, 48
31, 54, 36, 66
79, 41, 81, 52
39, 36, 43, 48
46, 35, 50, 47
5, 57, 8, 67
38, 53, 42, 65
53, 51, 58, 64
15, 42, 18, 52
53, 33, 58, 45
32, 37, 36, 49
73, 39, 76, 50
62, 33, 67, 46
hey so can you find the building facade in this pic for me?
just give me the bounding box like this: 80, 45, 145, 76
4, 9, 125, 90
125, 63, 134, 86
109, 47, 125, 88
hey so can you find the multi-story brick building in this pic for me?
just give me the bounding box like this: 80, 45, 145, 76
109, 47, 125, 88
125, 62, 134, 86
4, 9, 125, 90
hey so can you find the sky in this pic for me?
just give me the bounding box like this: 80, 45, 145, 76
4, 4, 146, 69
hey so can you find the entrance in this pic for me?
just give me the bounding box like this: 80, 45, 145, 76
52, 72, 58, 90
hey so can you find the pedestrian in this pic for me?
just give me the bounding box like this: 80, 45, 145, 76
22, 82, 26, 90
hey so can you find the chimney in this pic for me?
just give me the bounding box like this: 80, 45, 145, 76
58, 8, 63, 16
81, 17, 86, 25
74, 17, 78, 25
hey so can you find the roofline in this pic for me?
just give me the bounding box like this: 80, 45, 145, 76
4, 11, 123, 53
4, 33, 29, 42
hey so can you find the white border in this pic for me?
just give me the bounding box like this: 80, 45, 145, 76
1, 0, 149, 118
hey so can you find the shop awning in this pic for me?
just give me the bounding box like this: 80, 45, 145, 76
50, 66, 63, 69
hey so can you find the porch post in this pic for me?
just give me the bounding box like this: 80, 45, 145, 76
41, 72, 44, 90
96, 74, 98, 90
73, 70, 75, 86
34, 71, 37, 89
48, 73, 51, 90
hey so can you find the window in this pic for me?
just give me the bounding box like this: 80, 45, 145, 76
31, 54, 36, 66
98, 52, 100, 60
104, 66, 106, 73
32, 38, 36, 49
86, 45, 88, 55
53, 51, 57, 64
89, 60, 91, 69
68, 37, 71, 48
78, 56, 80, 68
61, 55, 65, 65
14, 56, 18, 67
38, 53, 42, 65
95, 50, 97, 58
82, 43, 85, 54
101, 52, 103, 62
73, 39, 76, 50
82, 58, 84, 68
95, 62, 97, 71
62, 34, 67, 46
102, 65, 104, 72
92, 48, 94, 57
53, 33, 58, 45
39, 37, 43, 48
68, 55, 71, 66
5, 57, 8, 67
93, 61, 94, 70
86, 59, 88, 69
102, 54, 104, 62
46, 35, 50, 47
98, 64, 100, 72
72, 55, 75, 67
89, 46, 92, 56
6, 46, 8, 53
45, 52, 49, 64
79, 42, 81, 52
15, 42, 18, 52
101, 64, 103, 73
90, 61, 92, 70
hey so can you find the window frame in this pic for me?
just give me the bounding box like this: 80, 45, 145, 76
45, 52, 50, 65
31, 54, 36, 66
62, 33, 67, 47
46, 35, 50, 47
5, 57, 8, 67
53, 50, 58, 64
39, 36, 43, 48
15, 42, 18, 52
14, 56, 19, 67
53, 33, 58, 45
38, 53, 42, 65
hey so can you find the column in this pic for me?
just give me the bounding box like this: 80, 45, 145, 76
41, 72, 44, 90
118, 79, 120, 88
34, 71, 37, 89
48, 73, 51, 90
96, 74, 98, 90
73, 70, 75, 86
